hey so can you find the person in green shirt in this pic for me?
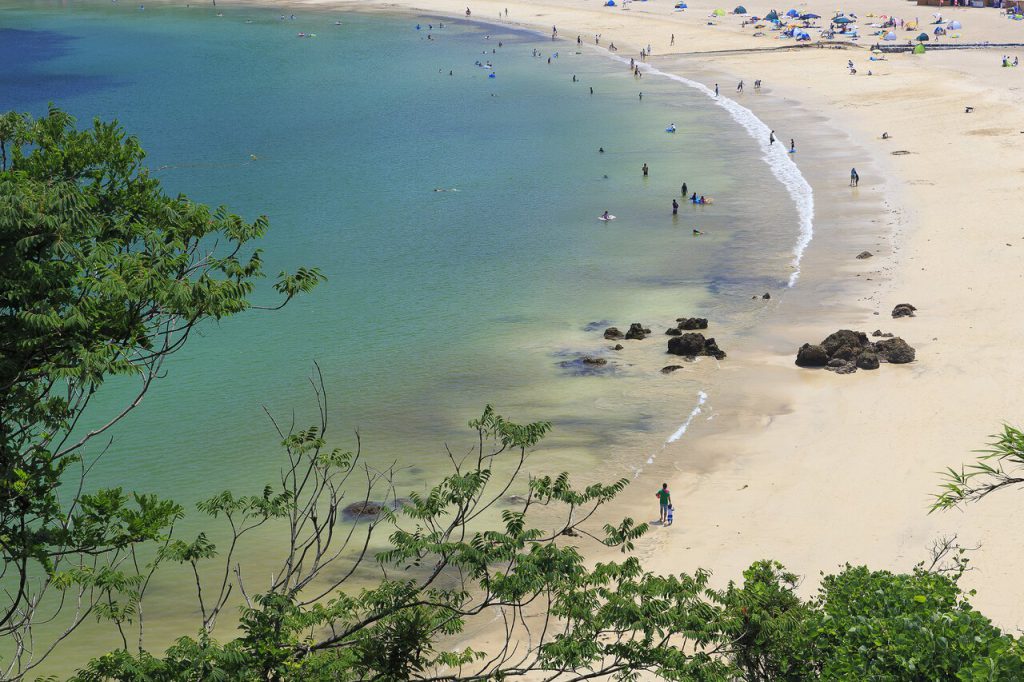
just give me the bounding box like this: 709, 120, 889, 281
656, 483, 672, 524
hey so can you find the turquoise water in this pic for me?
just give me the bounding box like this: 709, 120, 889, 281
1, 1, 802, 671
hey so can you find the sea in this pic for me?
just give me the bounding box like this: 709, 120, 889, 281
0, 0, 811, 673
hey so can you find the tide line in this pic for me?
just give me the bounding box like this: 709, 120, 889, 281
601, 51, 815, 288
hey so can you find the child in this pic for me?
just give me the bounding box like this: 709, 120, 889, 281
666, 505, 674, 526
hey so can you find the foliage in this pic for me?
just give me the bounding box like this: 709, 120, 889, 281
0, 107, 321, 678
933, 424, 1024, 511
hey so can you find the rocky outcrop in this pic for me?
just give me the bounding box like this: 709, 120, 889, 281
624, 322, 651, 340
676, 317, 709, 330
795, 343, 828, 367
603, 327, 624, 340
795, 329, 915, 374
581, 356, 607, 366
874, 337, 916, 363
343, 501, 386, 519
891, 303, 917, 319
667, 333, 726, 360
871, 329, 894, 338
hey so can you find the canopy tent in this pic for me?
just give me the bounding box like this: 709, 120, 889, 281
884, 31, 897, 39
734, 5, 747, 12
913, 43, 926, 53
947, 20, 962, 29
765, 9, 779, 20
916, 32, 930, 40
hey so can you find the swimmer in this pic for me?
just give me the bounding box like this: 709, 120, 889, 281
672, 199, 679, 215
882, 131, 890, 139
693, 229, 704, 236
601, 210, 611, 220
249, 153, 258, 160
599, 147, 605, 153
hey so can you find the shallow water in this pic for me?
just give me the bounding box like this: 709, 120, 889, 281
1, 0, 806, 672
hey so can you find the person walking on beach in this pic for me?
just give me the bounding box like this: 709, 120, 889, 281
714, 83, 719, 97
639, 91, 643, 100
769, 130, 776, 145
642, 162, 649, 177
672, 198, 679, 215
737, 80, 744, 92
671, 33, 675, 46
850, 167, 859, 186
656, 483, 672, 524
790, 138, 795, 153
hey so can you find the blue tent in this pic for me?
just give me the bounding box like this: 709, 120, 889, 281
801, 13, 820, 19
947, 20, 962, 29
734, 5, 747, 13
883, 31, 897, 40
765, 9, 779, 20
605, 1, 616, 6
786, 8, 799, 16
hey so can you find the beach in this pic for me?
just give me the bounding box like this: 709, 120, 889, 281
5, 0, 1024, 673
315, 0, 1024, 630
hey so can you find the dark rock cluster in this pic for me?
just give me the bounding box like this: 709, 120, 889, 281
795, 329, 915, 374
667, 333, 726, 360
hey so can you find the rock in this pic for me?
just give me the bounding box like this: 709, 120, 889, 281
624, 322, 648, 340
874, 337, 916, 363
826, 358, 848, 368
872, 329, 894, 338
581, 356, 607, 366
661, 365, 685, 374
831, 345, 858, 361
603, 327, 624, 340
825, 361, 857, 375
584, 320, 613, 332
703, 337, 727, 360
762, 292, 771, 300
676, 317, 709, 330
856, 251, 873, 259
891, 303, 917, 318
856, 352, 880, 370
612, 344, 624, 350
795, 343, 828, 367
342, 501, 386, 520
821, 329, 870, 356
667, 333, 726, 359
665, 327, 682, 336
560, 527, 580, 537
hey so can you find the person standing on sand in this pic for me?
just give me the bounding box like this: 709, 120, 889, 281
850, 167, 859, 186
672, 198, 679, 215
737, 80, 744, 92
790, 138, 795, 153
671, 33, 675, 46
656, 483, 672, 524
642, 162, 649, 177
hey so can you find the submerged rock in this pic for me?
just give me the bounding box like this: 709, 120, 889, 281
343, 501, 386, 520
667, 333, 726, 360
661, 365, 685, 374
856, 251, 873, 259
624, 322, 649, 340
676, 317, 709, 330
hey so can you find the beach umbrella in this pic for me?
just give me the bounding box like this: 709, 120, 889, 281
884, 30, 897, 40
916, 32, 929, 41
948, 20, 961, 29
734, 5, 747, 12
833, 16, 853, 24
801, 13, 821, 19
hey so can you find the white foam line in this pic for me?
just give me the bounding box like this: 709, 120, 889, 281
601, 51, 815, 288
639, 390, 709, 477
666, 390, 708, 443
